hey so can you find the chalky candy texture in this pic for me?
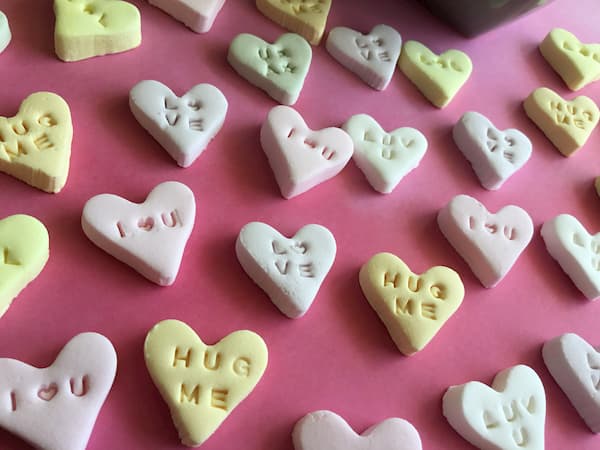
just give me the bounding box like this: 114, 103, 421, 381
147, 0, 225, 33
0, 11, 11, 54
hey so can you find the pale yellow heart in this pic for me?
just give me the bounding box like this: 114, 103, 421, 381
399, 40, 472, 108
540, 28, 600, 91
523, 87, 599, 157
144, 320, 268, 447
359, 253, 464, 356
0, 92, 72, 193
255, 0, 332, 45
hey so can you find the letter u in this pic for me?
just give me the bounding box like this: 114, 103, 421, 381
203, 350, 221, 370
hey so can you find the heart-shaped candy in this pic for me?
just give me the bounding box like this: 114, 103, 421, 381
541, 214, 600, 300
326, 24, 402, 91
144, 319, 268, 447
343, 114, 427, 194
129, 80, 228, 168
443, 365, 546, 450
453, 112, 532, 190
236, 222, 336, 318
228, 32, 312, 105
438, 194, 533, 288
540, 28, 600, 91
292, 410, 423, 450
399, 40, 472, 108
81, 181, 195, 286
54, 0, 141, 62
0, 92, 72, 193
359, 253, 464, 356
147, 0, 225, 33
260, 105, 353, 198
255, 0, 332, 45
543, 333, 600, 433
523, 87, 599, 157
0, 215, 49, 319
0, 11, 11, 54
0, 332, 117, 450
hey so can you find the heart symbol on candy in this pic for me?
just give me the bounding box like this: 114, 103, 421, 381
292, 410, 423, 450
343, 114, 427, 194
443, 365, 546, 450
260, 105, 353, 198
0, 332, 117, 450
359, 253, 464, 356
129, 80, 228, 168
147, 0, 225, 33
144, 319, 268, 447
81, 181, 196, 286
0, 11, 11, 54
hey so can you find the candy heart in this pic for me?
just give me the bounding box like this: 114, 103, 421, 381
236, 222, 336, 318
541, 214, 600, 300
438, 194, 533, 288
0, 11, 11, 54
326, 24, 402, 91
228, 33, 312, 105
343, 114, 427, 194
144, 319, 268, 447
292, 410, 423, 450
540, 28, 600, 91
0, 92, 72, 193
443, 365, 546, 450
260, 105, 353, 198
255, 0, 332, 45
359, 252, 464, 356
453, 112, 532, 190
0, 332, 117, 450
54, 0, 141, 62
398, 40, 472, 108
147, 0, 225, 33
0, 215, 49, 319
523, 87, 599, 157
129, 80, 228, 168
81, 181, 195, 286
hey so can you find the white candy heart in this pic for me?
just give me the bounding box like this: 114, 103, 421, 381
147, 0, 225, 33
129, 80, 228, 168
343, 114, 426, 194
236, 222, 336, 318
0, 11, 10, 54
443, 365, 546, 450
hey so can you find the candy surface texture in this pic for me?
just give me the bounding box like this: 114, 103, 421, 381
147, 0, 225, 33
0, 11, 11, 54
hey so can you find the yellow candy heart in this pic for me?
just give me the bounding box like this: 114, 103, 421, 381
540, 28, 600, 91
0, 92, 72, 193
399, 40, 472, 108
523, 87, 599, 157
144, 320, 268, 447
54, 0, 141, 62
359, 253, 464, 356
255, 0, 332, 45
0, 215, 49, 318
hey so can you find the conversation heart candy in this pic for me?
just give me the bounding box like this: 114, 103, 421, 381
0, 332, 117, 450
540, 28, 600, 91
523, 87, 599, 157
81, 181, 195, 286
292, 410, 423, 450
326, 24, 402, 91
453, 112, 532, 190
398, 40, 472, 108
228, 33, 312, 105
144, 319, 268, 447
443, 365, 546, 450
342, 114, 427, 194
53, 0, 141, 62
0, 11, 11, 54
129, 80, 228, 168
255, 0, 331, 45
260, 105, 353, 198
0, 92, 72, 193
0, 215, 49, 319
438, 195, 534, 288
540, 214, 600, 300
359, 252, 464, 356
147, 0, 225, 33
236, 222, 336, 318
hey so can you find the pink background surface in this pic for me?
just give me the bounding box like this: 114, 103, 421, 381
1, 0, 600, 448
